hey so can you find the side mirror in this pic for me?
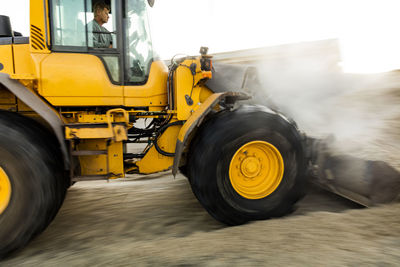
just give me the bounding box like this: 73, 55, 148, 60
147, 0, 155, 7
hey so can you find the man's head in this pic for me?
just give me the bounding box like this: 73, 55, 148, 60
93, 2, 110, 25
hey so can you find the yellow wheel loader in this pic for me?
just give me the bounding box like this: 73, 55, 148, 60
0, 0, 399, 258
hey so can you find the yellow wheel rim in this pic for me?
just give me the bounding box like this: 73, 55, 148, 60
229, 141, 284, 199
0, 167, 12, 214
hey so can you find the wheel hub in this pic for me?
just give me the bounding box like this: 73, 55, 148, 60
0, 167, 11, 214
229, 141, 284, 199
241, 157, 261, 178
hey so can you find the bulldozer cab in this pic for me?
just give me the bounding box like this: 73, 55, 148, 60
35, 0, 165, 108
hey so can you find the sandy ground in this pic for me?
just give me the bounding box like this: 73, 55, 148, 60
2, 173, 400, 266
3, 72, 400, 266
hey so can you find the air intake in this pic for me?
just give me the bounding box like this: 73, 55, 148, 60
30, 25, 46, 50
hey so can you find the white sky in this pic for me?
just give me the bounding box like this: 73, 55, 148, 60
3, 0, 400, 73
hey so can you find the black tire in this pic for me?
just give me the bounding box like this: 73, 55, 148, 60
0, 111, 68, 258
187, 105, 307, 225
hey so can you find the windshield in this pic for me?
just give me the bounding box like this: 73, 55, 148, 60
125, 0, 154, 83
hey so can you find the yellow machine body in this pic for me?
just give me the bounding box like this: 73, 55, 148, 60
0, 45, 13, 74
0, 0, 221, 179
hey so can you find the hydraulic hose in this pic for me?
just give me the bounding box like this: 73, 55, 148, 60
153, 120, 185, 157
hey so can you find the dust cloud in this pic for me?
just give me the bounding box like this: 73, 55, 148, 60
251, 52, 400, 205
254, 50, 400, 164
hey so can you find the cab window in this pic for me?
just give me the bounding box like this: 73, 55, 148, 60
50, 0, 117, 49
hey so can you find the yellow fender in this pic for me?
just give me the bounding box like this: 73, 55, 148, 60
0, 73, 69, 168
172, 92, 250, 176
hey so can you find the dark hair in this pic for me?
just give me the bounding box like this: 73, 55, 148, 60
93, 1, 110, 13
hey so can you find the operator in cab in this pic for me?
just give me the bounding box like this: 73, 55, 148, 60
89, 1, 112, 48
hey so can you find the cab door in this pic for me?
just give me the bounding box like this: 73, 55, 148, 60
40, 0, 124, 107
122, 0, 168, 109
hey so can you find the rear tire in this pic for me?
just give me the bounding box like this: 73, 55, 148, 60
0, 111, 67, 258
188, 105, 307, 225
